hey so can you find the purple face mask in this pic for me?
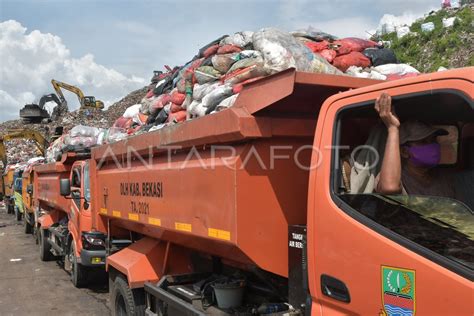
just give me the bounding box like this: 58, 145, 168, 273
407, 143, 441, 168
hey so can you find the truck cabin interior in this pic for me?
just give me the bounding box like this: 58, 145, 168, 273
334, 90, 474, 273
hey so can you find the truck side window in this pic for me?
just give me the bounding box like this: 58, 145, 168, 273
71, 167, 81, 208
332, 90, 474, 277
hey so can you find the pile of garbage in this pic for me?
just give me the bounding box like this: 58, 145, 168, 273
109, 27, 419, 138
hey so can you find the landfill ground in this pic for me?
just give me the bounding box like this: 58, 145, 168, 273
0, 205, 110, 315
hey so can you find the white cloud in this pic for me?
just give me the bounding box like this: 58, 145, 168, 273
0, 20, 146, 121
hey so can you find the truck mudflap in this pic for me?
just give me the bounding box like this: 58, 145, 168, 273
80, 249, 106, 267
107, 237, 192, 289
37, 213, 56, 230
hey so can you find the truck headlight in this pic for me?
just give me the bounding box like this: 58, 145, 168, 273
81, 232, 106, 250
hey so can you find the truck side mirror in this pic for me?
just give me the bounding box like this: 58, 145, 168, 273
27, 184, 33, 194
60, 179, 71, 196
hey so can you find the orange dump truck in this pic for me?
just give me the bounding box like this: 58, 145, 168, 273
35, 151, 106, 287
57, 69, 473, 315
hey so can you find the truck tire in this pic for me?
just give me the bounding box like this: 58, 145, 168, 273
111, 275, 146, 316
24, 214, 33, 234
70, 242, 87, 288
39, 228, 54, 261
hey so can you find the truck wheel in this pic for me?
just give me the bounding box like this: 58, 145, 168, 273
69, 242, 87, 288
39, 228, 54, 261
24, 215, 33, 234
111, 275, 146, 316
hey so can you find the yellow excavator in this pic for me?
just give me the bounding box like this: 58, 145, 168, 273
0, 129, 49, 167
51, 79, 104, 110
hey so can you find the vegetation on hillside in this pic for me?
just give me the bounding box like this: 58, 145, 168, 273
375, 5, 473, 72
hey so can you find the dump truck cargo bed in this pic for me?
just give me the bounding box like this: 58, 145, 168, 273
92, 70, 381, 277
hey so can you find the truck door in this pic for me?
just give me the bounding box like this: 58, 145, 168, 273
308, 76, 473, 315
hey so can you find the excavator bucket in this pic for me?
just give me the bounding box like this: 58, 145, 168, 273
19, 103, 50, 123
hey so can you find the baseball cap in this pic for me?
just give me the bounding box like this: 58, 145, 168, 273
399, 121, 448, 145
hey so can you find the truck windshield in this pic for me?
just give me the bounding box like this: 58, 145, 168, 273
84, 163, 90, 202
339, 194, 474, 270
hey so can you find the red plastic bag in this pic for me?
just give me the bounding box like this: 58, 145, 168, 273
333, 52, 371, 72
171, 90, 186, 105
334, 37, 378, 55
146, 89, 154, 98
167, 110, 187, 123
305, 40, 329, 53
203, 44, 219, 58
113, 117, 133, 129
170, 103, 184, 113
217, 44, 242, 54
232, 76, 265, 94
150, 94, 171, 114
319, 49, 337, 63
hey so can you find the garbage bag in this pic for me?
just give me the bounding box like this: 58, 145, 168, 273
396, 26, 410, 39
215, 94, 239, 112
145, 89, 154, 98
198, 35, 228, 58
170, 103, 184, 113
345, 66, 387, 80
64, 135, 97, 147
154, 108, 169, 124
188, 100, 207, 118
212, 53, 240, 73
153, 75, 173, 95
253, 27, 314, 74
123, 104, 142, 119
363, 48, 398, 67
202, 44, 219, 58
113, 117, 133, 129
170, 90, 186, 105
105, 127, 128, 144
217, 44, 243, 54
201, 84, 234, 110
291, 26, 337, 41
149, 93, 171, 115
133, 113, 148, 126
193, 82, 219, 101
195, 66, 221, 84
223, 65, 268, 85
167, 110, 187, 123
232, 76, 265, 94
220, 31, 254, 48
176, 78, 186, 93
311, 53, 343, 75
334, 37, 378, 55
305, 40, 329, 53
69, 125, 101, 138
319, 49, 337, 63
333, 52, 371, 72
373, 63, 420, 75
421, 22, 435, 33
227, 55, 264, 73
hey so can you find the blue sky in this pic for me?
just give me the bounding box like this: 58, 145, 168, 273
0, 0, 440, 121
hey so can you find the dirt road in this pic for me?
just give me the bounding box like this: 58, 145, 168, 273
0, 206, 110, 315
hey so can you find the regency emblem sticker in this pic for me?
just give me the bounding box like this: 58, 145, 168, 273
380, 266, 416, 316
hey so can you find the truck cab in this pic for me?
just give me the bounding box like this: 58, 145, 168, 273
308, 68, 473, 315
35, 153, 106, 288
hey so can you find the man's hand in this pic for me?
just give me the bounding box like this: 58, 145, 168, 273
375, 92, 400, 130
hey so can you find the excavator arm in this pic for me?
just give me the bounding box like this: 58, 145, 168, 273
1, 129, 49, 161
38, 94, 61, 109
51, 79, 104, 109
51, 79, 85, 105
